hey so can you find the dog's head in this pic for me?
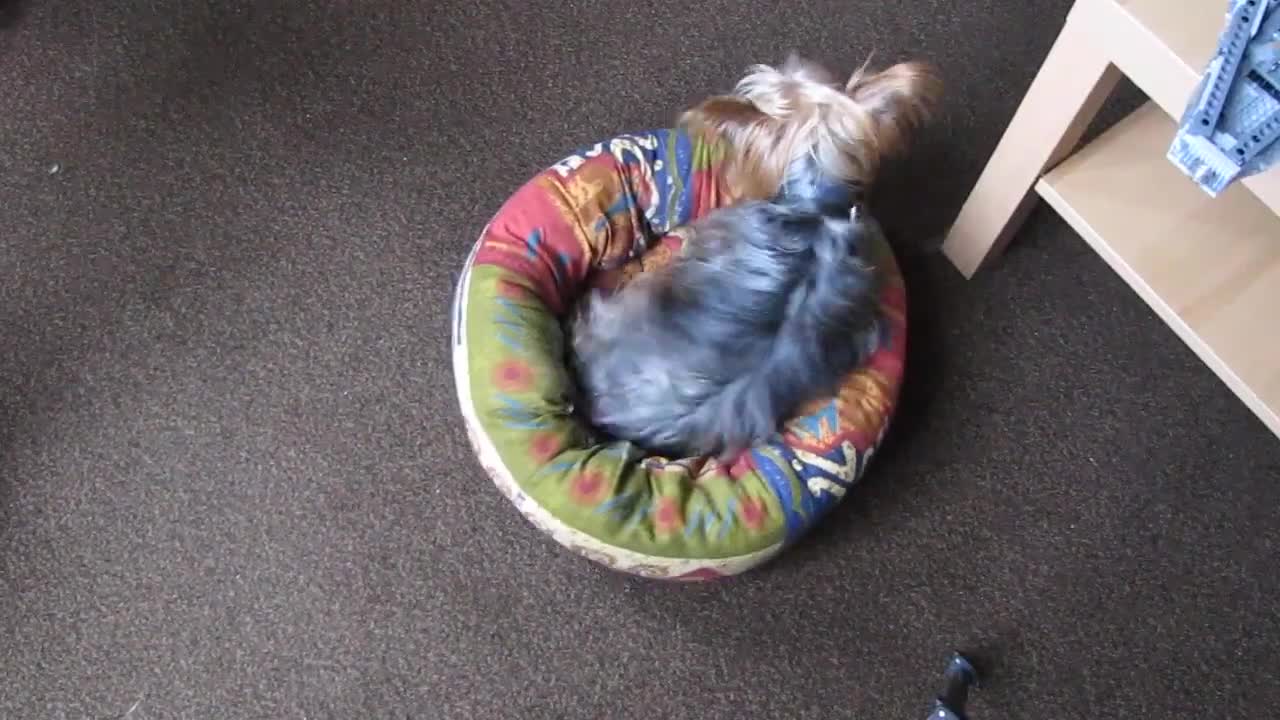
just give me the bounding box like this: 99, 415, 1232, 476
680, 55, 941, 200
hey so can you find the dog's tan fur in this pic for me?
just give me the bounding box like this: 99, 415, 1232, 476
679, 55, 941, 201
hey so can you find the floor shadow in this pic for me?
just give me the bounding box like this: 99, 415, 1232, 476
870, 249, 949, 464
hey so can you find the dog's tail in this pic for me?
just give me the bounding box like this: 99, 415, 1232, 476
662, 213, 882, 461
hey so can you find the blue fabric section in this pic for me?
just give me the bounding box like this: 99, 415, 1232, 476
602, 128, 697, 235
650, 128, 696, 232
796, 443, 863, 522
751, 438, 872, 544
750, 447, 810, 542
788, 402, 839, 444
524, 227, 542, 258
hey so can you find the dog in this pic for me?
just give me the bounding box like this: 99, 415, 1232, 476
570, 55, 940, 460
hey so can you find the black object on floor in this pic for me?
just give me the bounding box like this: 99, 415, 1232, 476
929, 652, 980, 720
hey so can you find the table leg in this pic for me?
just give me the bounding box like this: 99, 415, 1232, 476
941, 0, 1123, 278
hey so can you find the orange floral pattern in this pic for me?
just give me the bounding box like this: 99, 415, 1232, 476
570, 470, 610, 507
492, 359, 535, 393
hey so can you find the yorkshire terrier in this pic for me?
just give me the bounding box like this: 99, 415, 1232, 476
571, 55, 940, 460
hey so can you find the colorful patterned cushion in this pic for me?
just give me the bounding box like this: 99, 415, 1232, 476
450, 129, 906, 580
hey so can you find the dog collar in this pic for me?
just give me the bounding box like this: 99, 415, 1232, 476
776, 157, 859, 216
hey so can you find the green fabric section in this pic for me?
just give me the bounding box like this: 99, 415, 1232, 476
662, 139, 684, 228
464, 265, 788, 560
691, 132, 725, 172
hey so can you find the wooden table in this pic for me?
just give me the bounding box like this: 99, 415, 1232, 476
942, 0, 1280, 438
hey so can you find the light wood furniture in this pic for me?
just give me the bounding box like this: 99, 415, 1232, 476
943, 0, 1280, 438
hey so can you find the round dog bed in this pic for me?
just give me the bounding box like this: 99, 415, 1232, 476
451, 129, 906, 580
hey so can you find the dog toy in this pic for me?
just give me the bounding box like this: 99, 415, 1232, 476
926, 652, 981, 720
1168, 0, 1280, 195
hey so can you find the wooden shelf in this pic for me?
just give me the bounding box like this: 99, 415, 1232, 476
1037, 103, 1280, 436
1118, 0, 1219, 75
1103, 0, 1280, 211
942, 0, 1280, 438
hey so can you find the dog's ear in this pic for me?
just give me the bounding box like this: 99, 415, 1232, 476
680, 95, 774, 139
844, 61, 941, 158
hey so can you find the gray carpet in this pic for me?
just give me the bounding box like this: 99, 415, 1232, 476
3, 1, 1279, 718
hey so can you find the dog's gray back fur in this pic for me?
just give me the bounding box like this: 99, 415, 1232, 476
571, 161, 883, 459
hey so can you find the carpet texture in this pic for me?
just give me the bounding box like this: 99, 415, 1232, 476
3, 1, 1279, 718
